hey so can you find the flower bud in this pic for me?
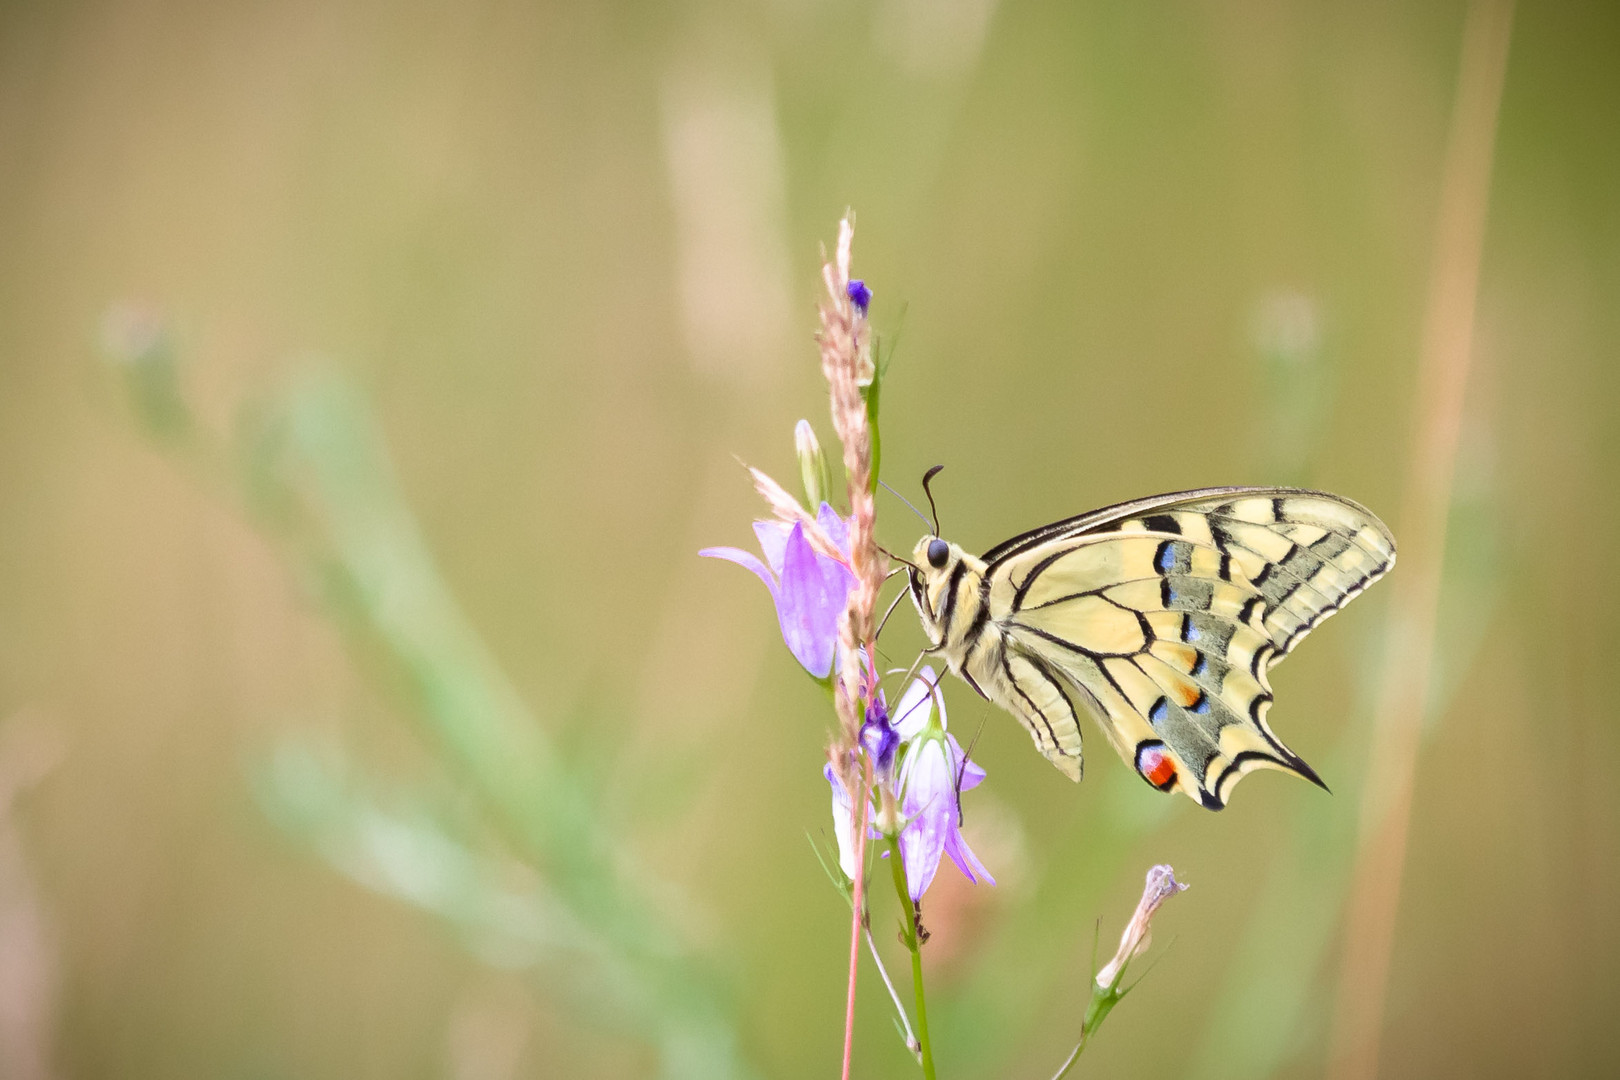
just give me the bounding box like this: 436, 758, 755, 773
794, 419, 833, 509
846, 278, 872, 315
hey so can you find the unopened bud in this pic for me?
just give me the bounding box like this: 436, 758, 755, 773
846, 279, 872, 315
795, 419, 833, 509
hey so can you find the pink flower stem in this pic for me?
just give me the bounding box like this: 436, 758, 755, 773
841, 750, 873, 1080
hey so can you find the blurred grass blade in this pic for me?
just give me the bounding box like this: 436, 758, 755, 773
1326, 4, 1514, 1076
118, 357, 753, 1079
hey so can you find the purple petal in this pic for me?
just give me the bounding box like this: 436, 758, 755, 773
816, 503, 851, 555
776, 523, 855, 677
944, 826, 995, 886
699, 547, 778, 595
900, 809, 948, 901
892, 667, 938, 741
847, 279, 872, 314
752, 520, 793, 576
948, 734, 986, 793
862, 691, 899, 780
899, 740, 952, 900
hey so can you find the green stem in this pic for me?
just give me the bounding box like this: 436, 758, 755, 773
1049, 1032, 1088, 1080
888, 837, 936, 1080
1049, 981, 1123, 1080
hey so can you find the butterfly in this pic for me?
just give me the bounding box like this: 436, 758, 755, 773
905, 482, 1395, 809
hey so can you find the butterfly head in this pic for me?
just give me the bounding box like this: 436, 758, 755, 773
907, 535, 973, 645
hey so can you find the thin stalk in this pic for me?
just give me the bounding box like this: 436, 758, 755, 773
865, 924, 921, 1060
1049, 1029, 1092, 1079
1050, 1038, 1085, 1080
1048, 989, 1113, 1080
842, 752, 874, 1080
888, 836, 936, 1080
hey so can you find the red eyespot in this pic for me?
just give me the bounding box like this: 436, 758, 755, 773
1138, 745, 1177, 790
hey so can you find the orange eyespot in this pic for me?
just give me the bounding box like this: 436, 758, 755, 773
1138, 744, 1178, 790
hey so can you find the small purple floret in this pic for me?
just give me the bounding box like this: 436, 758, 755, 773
862, 694, 899, 781
846, 279, 871, 315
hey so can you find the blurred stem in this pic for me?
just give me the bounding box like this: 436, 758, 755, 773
116, 367, 751, 1078
1325, 3, 1513, 1078
888, 835, 936, 1080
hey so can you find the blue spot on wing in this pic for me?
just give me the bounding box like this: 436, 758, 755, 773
1149, 696, 1168, 723
1155, 541, 1176, 574
1190, 692, 1211, 714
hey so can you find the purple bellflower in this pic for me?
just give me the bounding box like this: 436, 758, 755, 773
823, 668, 993, 898
891, 669, 993, 901
701, 503, 856, 679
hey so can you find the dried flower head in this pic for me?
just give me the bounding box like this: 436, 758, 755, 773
816, 217, 886, 754
1095, 864, 1188, 989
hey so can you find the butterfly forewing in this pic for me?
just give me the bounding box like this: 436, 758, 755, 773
932, 487, 1394, 809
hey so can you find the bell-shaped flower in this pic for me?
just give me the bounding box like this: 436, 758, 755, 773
893, 669, 993, 901
823, 669, 994, 900
701, 502, 855, 679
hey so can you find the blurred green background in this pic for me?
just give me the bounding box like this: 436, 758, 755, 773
1, 1, 1616, 1077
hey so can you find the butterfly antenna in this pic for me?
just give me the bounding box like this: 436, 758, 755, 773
921, 465, 945, 536
878, 479, 933, 531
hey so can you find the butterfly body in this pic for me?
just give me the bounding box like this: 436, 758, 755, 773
908, 487, 1395, 810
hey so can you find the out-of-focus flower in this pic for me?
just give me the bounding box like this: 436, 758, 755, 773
1095, 864, 1188, 989
846, 279, 872, 316
701, 503, 855, 678
893, 669, 992, 901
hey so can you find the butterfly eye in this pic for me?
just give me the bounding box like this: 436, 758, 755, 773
926, 538, 950, 569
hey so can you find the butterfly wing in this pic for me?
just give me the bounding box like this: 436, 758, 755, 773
979, 488, 1394, 808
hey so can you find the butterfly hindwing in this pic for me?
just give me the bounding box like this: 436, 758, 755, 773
967, 488, 1393, 808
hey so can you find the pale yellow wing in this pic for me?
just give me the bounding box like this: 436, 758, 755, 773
980, 489, 1393, 808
